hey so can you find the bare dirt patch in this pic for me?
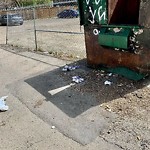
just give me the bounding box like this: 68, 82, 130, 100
60, 63, 150, 150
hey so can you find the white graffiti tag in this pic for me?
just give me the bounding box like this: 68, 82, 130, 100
88, 6, 97, 24
95, 0, 101, 5
93, 29, 100, 35
98, 6, 106, 22
86, 0, 102, 5
85, 0, 106, 24
86, 0, 90, 5
88, 6, 106, 24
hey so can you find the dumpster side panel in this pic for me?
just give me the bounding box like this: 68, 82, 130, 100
84, 26, 150, 74
77, 0, 150, 77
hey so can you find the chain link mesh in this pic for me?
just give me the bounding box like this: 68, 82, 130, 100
0, 1, 86, 59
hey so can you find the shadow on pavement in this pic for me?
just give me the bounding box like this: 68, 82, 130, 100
25, 59, 149, 118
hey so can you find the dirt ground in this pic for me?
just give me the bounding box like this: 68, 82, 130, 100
0, 18, 86, 59
0, 17, 150, 149
59, 62, 150, 150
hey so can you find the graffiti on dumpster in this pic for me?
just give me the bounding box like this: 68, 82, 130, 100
85, 0, 107, 24
86, 0, 101, 6
93, 28, 100, 35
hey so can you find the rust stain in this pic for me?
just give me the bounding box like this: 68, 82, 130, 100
84, 26, 150, 74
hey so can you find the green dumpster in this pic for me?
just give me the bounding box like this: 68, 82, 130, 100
77, 0, 150, 80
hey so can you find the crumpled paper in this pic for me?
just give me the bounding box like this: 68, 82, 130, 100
0, 96, 9, 111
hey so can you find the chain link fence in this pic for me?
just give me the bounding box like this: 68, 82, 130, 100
0, 1, 86, 59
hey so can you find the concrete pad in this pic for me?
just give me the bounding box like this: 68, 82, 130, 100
0, 48, 122, 149
8, 68, 116, 145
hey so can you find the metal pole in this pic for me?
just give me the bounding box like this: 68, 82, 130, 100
33, 7, 38, 51
6, 9, 8, 44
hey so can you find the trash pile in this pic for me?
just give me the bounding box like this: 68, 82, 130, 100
0, 96, 9, 111
72, 76, 84, 83
62, 65, 80, 72
62, 65, 85, 84
104, 80, 112, 86
62, 65, 116, 85
113, 28, 144, 54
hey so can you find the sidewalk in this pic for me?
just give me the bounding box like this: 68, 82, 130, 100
0, 48, 121, 150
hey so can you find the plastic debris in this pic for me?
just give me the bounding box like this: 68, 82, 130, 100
104, 81, 112, 86
0, 96, 9, 111
108, 73, 113, 76
133, 29, 143, 35
62, 65, 80, 72
118, 83, 124, 87
72, 76, 84, 83
113, 28, 122, 33
114, 48, 120, 51
51, 126, 55, 129
147, 84, 150, 88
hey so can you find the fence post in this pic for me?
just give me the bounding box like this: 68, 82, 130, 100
6, 9, 8, 44
33, 7, 38, 51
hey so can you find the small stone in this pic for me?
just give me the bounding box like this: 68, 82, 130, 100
43, 51, 49, 54
118, 83, 123, 87
137, 136, 141, 141
105, 105, 112, 112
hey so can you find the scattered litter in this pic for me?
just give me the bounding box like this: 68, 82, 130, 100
101, 74, 105, 76
118, 83, 123, 87
51, 126, 55, 129
108, 73, 113, 76
147, 84, 150, 88
104, 81, 112, 86
129, 35, 140, 53
133, 29, 143, 35
62, 65, 80, 72
100, 104, 103, 107
113, 28, 122, 33
129, 29, 143, 53
114, 48, 120, 51
101, 70, 105, 73
43, 51, 49, 54
72, 76, 84, 83
0, 96, 9, 111
138, 29, 144, 35
105, 105, 112, 112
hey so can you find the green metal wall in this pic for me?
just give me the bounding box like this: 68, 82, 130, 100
78, 0, 108, 25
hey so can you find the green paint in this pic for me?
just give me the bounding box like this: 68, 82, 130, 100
78, 0, 108, 25
101, 67, 146, 81
98, 28, 131, 49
